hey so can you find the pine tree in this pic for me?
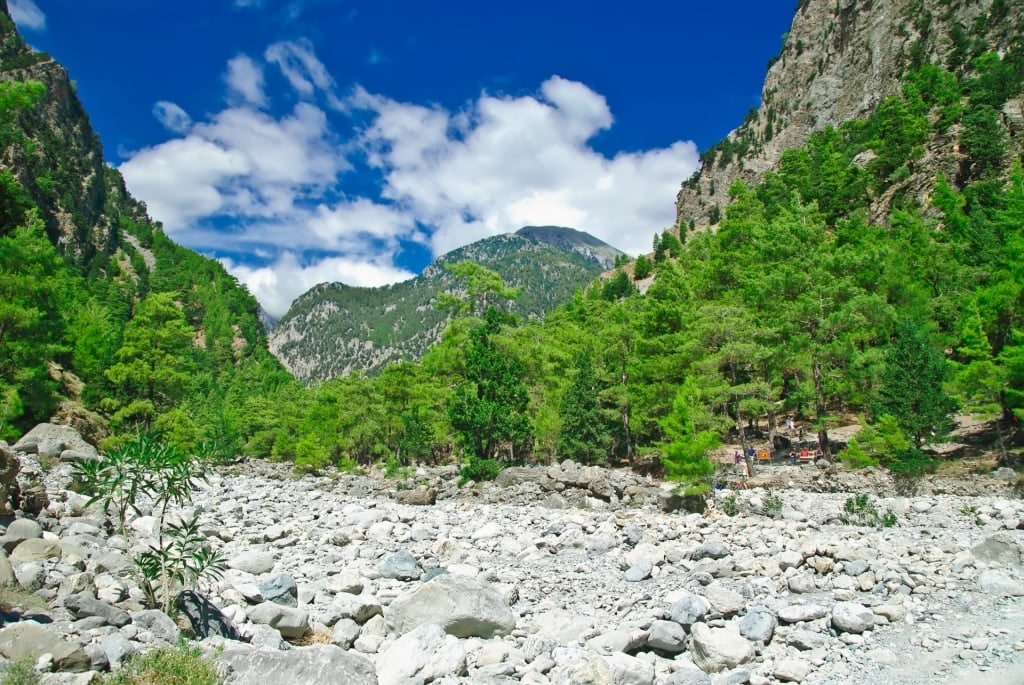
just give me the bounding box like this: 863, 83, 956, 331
557, 350, 612, 465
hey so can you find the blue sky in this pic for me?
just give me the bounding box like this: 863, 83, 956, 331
12, 0, 795, 316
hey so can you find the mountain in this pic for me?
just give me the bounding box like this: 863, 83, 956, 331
0, 1, 289, 447
268, 227, 624, 383
676, 0, 1023, 230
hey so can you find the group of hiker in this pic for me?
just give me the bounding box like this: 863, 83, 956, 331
729, 416, 824, 478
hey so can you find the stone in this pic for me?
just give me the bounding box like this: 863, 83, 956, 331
248, 623, 290, 650
0, 553, 13, 587
330, 592, 382, 624
972, 531, 1024, 567
787, 574, 816, 594
978, 569, 1024, 597
217, 644, 377, 685
227, 550, 276, 575
774, 658, 812, 683
703, 585, 745, 616
604, 652, 655, 685
175, 590, 241, 640
777, 550, 803, 570
689, 623, 755, 674
647, 620, 687, 653
10, 537, 62, 562
587, 629, 647, 655
258, 573, 299, 607
14, 561, 44, 591
63, 592, 131, 627
787, 629, 827, 651
661, 666, 711, 684
738, 610, 777, 643
0, 622, 91, 672
777, 604, 828, 623
100, 632, 136, 668
14, 424, 98, 460
394, 487, 437, 505
329, 618, 360, 648
248, 602, 310, 639
667, 592, 710, 627
386, 573, 516, 638
129, 609, 181, 644
6, 518, 43, 541
831, 602, 875, 634
624, 558, 653, 582
693, 543, 729, 560
379, 550, 421, 580
324, 571, 363, 595
376, 623, 467, 685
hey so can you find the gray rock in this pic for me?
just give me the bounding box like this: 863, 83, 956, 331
394, 488, 437, 505
330, 592, 382, 624
689, 623, 755, 674
14, 424, 98, 460
248, 623, 290, 650
703, 585, 745, 616
227, 550, 276, 575
0, 622, 91, 672
972, 532, 1024, 567
6, 518, 43, 541
787, 574, 816, 594
843, 560, 869, 576
667, 592, 710, 627
14, 561, 44, 591
777, 603, 828, 623
258, 573, 299, 607
542, 493, 569, 509
100, 632, 137, 667
0, 552, 14, 587
978, 569, 1024, 597
624, 558, 653, 582
376, 623, 467, 685
83, 642, 109, 672
329, 618, 360, 648
386, 573, 516, 638
774, 658, 812, 683
587, 629, 648, 655
604, 652, 656, 685
661, 666, 711, 684
831, 602, 875, 634
787, 629, 828, 651
129, 609, 181, 644
217, 644, 376, 685
647, 620, 687, 653
10, 537, 62, 562
738, 609, 777, 643
693, 543, 729, 560
63, 592, 131, 627
379, 550, 421, 580
248, 602, 310, 639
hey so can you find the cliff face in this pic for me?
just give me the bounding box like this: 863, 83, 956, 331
676, 0, 1020, 228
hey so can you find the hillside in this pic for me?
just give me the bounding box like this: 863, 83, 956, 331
269, 226, 624, 383
0, 1, 289, 448
676, 0, 1023, 230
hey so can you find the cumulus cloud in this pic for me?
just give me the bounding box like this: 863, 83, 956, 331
354, 75, 699, 257
222, 252, 414, 319
120, 41, 700, 318
226, 55, 267, 107
9, 0, 45, 30
152, 101, 192, 134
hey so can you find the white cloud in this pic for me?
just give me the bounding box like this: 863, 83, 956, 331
152, 101, 192, 134
9, 0, 45, 30
354, 75, 699, 257
223, 252, 414, 318
226, 54, 267, 107
120, 43, 700, 318
265, 40, 336, 100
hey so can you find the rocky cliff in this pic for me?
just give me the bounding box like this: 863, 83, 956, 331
676, 0, 1022, 229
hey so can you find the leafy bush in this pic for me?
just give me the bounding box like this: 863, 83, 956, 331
458, 456, 504, 485
839, 494, 898, 527
888, 447, 937, 496
762, 489, 783, 516
0, 659, 39, 685
72, 436, 226, 614
720, 492, 739, 516
99, 643, 219, 685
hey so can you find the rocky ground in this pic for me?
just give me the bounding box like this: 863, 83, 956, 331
1, 423, 1023, 685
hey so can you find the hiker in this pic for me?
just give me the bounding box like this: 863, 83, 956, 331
734, 451, 742, 465
789, 449, 798, 465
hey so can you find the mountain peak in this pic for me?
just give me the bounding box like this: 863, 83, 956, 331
514, 225, 623, 269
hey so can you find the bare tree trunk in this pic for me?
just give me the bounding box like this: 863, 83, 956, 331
812, 359, 831, 457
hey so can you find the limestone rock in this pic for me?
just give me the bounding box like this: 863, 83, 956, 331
10, 537, 62, 562
689, 623, 755, 674
0, 622, 91, 672
739, 609, 777, 643
376, 623, 467, 685
646, 620, 687, 653
63, 592, 131, 627
227, 550, 276, 575
217, 644, 377, 685
667, 592, 710, 627
386, 573, 516, 638
379, 550, 421, 580
774, 658, 813, 683
394, 487, 437, 505
248, 602, 310, 639
831, 602, 875, 634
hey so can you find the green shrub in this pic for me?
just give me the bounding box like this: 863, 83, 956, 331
1, 659, 40, 685
839, 441, 879, 469
762, 489, 783, 516
100, 643, 220, 685
839, 494, 898, 527
721, 492, 739, 516
458, 456, 504, 486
